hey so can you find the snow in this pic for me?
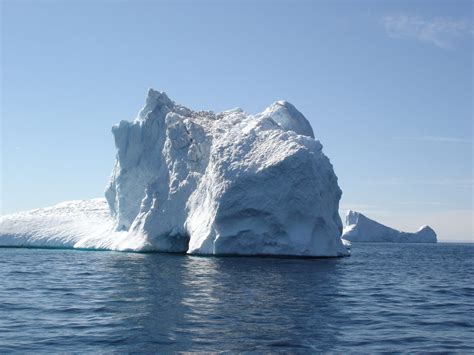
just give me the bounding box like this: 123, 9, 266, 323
342, 210, 437, 243
1, 89, 348, 257
0, 199, 144, 251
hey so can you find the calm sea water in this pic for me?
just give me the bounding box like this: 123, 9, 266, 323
0, 243, 472, 352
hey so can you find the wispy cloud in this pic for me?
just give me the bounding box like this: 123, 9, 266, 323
382, 15, 473, 49
393, 201, 445, 206
366, 177, 474, 187
339, 203, 390, 216
394, 136, 472, 144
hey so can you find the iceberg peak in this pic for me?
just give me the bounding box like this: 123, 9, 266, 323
138, 88, 174, 120
261, 100, 315, 138
346, 210, 359, 225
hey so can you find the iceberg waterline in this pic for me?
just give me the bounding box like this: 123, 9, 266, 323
1, 89, 349, 257
342, 210, 437, 243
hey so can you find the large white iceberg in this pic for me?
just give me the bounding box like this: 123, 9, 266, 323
342, 210, 437, 243
0, 89, 348, 257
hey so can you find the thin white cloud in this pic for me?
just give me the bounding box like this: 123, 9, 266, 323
339, 203, 390, 216
382, 15, 473, 49
393, 201, 444, 206
366, 177, 474, 187
394, 136, 472, 144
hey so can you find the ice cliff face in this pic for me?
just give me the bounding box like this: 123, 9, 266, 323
342, 210, 437, 243
104, 89, 347, 256
0, 89, 348, 257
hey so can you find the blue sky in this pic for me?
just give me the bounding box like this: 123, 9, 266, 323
1, 0, 472, 241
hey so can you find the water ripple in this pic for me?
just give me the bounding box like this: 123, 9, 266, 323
0, 243, 472, 352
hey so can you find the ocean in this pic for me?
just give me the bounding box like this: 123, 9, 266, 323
0, 243, 472, 352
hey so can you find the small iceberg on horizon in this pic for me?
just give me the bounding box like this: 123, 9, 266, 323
342, 210, 437, 243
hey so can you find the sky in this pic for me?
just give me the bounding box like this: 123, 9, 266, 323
1, 0, 472, 242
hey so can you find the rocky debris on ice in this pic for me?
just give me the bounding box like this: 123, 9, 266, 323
341, 210, 437, 243
0, 89, 348, 257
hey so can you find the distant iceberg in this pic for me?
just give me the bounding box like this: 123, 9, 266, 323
342, 210, 437, 243
0, 89, 348, 257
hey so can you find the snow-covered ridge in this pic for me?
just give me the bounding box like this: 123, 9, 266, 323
1, 89, 348, 257
342, 210, 437, 243
0, 199, 135, 250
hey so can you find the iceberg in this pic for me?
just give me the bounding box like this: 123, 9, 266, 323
342, 210, 437, 243
0, 89, 348, 257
